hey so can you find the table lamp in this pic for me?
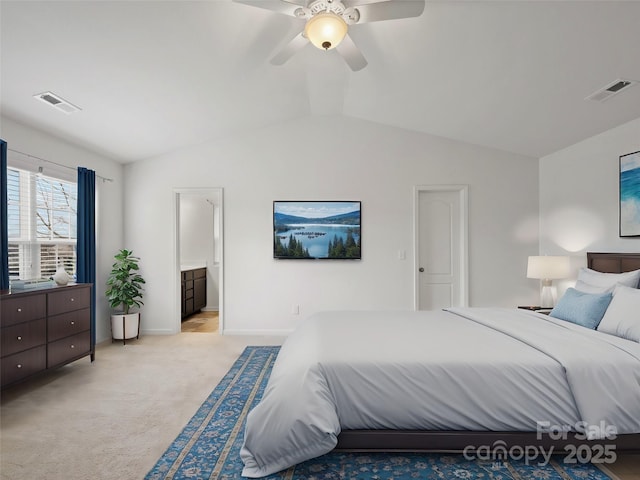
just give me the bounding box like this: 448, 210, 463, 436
527, 256, 570, 308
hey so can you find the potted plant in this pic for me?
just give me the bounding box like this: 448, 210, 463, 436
105, 249, 145, 344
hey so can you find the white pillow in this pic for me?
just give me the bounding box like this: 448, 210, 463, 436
577, 267, 640, 289
597, 285, 640, 342
574, 279, 616, 294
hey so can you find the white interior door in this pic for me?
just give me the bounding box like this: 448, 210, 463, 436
415, 186, 468, 310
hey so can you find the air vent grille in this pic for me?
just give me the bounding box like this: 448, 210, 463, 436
33, 91, 81, 114
607, 80, 631, 93
585, 79, 637, 102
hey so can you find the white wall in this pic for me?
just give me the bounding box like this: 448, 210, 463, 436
6, 110, 637, 338
540, 116, 640, 293
1, 116, 125, 343
124, 115, 540, 335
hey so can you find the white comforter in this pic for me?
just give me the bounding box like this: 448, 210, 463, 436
240, 308, 640, 477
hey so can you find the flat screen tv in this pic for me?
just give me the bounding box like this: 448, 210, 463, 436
273, 201, 361, 259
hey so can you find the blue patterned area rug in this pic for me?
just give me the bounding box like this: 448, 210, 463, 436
145, 346, 612, 480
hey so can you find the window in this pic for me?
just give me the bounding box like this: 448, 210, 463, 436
7, 167, 77, 280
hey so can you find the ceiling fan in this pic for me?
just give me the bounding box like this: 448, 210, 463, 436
233, 0, 425, 71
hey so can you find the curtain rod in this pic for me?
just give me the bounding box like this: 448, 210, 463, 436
8, 148, 114, 183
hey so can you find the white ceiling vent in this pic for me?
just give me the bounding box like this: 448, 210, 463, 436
585, 79, 637, 102
33, 91, 81, 114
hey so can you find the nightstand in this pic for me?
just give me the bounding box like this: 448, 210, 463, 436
518, 306, 552, 315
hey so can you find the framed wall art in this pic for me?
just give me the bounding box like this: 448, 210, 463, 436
620, 150, 640, 237
273, 201, 361, 259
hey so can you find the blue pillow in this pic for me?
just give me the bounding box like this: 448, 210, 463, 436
549, 288, 613, 329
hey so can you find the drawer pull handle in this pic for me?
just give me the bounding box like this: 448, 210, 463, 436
70, 321, 75, 325
70, 344, 75, 349
17, 308, 22, 312
70, 298, 75, 302
17, 336, 22, 341
17, 364, 22, 369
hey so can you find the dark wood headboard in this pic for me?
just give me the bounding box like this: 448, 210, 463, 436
587, 252, 640, 273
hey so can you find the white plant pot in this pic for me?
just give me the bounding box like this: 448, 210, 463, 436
111, 312, 140, 340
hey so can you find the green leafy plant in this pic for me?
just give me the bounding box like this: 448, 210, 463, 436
105, 249, 145, 314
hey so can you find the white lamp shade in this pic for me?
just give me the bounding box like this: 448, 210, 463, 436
526, 256, 570, 280
304, 12, 348, 51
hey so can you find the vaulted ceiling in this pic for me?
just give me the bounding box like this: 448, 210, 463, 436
2, 0, 640, 163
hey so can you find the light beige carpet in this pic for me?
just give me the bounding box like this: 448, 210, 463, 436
0, 332, 283, 480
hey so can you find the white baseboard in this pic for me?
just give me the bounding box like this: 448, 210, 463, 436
202, 307, 219, 312
222, 329, 292, 336
140, 329, 176, 335
108, 327, 289, 337
95, 328, 175, 343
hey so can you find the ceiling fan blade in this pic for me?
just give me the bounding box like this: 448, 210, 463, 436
270, 32, 309, 65
232, 0, 306, 17
336, 34, 367, 71
349, 0, 425, 23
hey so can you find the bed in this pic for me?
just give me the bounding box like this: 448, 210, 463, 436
241, 252, 640, 478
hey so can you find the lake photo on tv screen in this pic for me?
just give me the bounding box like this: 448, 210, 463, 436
273, 201, 361, 259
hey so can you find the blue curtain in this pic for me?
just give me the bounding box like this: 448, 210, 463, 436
1, 140, 8, 291
77, 167, 96, 352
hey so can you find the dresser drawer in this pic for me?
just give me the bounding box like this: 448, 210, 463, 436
194, 268, 206, 279
47, 308, 91, 343
0, 294, 46, 327
1, 346, 47, 386
1, 318, 46, 357
185, 298, 194, 315
48, 331, 91, 368
48, 287, 91, 316
184, 284, 194, 300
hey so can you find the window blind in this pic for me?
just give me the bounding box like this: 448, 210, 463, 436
7, 166, 77, 280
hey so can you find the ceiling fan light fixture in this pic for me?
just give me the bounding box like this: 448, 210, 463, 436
304, 12, 348, 51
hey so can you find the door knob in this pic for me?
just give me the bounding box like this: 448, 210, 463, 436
419, 267, 424, 272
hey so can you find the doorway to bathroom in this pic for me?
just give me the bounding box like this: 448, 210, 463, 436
174, 188, 223, 334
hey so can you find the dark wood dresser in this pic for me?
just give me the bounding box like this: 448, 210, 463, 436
181, 267, 206, 318
1, 283, 94, 388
